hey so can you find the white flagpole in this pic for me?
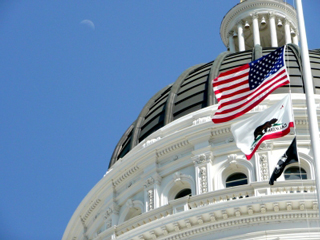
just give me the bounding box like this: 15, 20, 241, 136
295, 0, 320, 214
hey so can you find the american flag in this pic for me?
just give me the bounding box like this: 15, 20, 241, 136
212, 46, 290, 124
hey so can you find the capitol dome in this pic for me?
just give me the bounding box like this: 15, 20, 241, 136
64, 1, 320, 240
109, 44, 320, 168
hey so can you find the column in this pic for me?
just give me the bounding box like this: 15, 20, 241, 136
284, 19, 292, 44
228, 31, 235, 52
192, 152, 213, 194
292, 29, 299, 45
251, 12, 261, 46
237, 21, 245, 51
144, 173, 161, 211
269, 12, 278, 47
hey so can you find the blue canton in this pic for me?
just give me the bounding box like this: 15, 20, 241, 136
248, 47, 285, 90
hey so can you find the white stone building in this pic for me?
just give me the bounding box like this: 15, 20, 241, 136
63, 0, 320, 239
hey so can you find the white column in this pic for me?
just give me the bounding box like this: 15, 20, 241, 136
228, 32, 235, 52
251, 12, 260, 46
269, 12, 278, 47
237, 21, 245, 51
292, 29, 299, 45
192, 152, 213, 194
284, 19, 292, 44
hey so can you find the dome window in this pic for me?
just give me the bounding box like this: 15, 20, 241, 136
226, 173, 248, 188
284, 166, 307, 180
174, 188, 191, 199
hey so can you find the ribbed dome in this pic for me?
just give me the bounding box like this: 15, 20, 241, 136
109, 44, 320, 168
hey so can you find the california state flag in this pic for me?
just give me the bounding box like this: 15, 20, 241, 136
231, 95, 294, 160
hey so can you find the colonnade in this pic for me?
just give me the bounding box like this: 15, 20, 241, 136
228, 12, 298, 52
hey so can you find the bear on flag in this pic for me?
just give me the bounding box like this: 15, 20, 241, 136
231, 95, 294, 160
212, 46, 290, 124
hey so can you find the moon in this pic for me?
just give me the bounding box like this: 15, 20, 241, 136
80, 19, 95, 30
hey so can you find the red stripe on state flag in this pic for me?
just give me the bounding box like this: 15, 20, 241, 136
245, 122, 294, 160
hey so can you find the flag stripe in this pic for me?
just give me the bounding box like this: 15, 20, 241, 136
212, 46, 290, 124
215, 71, 289, 113
245, 122, 294, 160
215, 64, 250, 78
212, 72, 289, 122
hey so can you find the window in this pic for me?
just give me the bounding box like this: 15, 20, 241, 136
174, 188, 191, 199
284, 166, 307, 180
226, 173, 248, 188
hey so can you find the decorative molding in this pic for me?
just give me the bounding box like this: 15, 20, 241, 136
82, 199, 101, 222
250, 104, 268, 112
250, 12, 259, 19
185, 219, 191, 228
295, 119, 308, 125
259, 154, 269, 181
142, 137, 161, 148
211, 127, 230, 136
161, 226, 168, 236
113, 165, 139, 187
126, 199, 134, 209
192, 152, 213, 165
173, 172, 182, 183
156, 140, 189, 157
199, 166, 208, 194
104, 208, 113, 219
144, 177, 155, 188
192, 116, 211, 125
259, 141, 273, 151
149, 230, 157, 239
162, 212, 318, 240
148, 189, 154, 211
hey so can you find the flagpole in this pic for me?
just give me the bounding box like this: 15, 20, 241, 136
295, 0, 320, 216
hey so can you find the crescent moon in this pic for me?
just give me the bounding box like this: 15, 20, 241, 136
80, 19, 95, 30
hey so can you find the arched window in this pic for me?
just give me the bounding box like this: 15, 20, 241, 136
174, 188, 191, 199
284, 166, 307, 180
226, 173, 248, 188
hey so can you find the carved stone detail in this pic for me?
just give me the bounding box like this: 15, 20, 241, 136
185, 219, 191, 228
148, 189, 154, 211
259, 141, 273, 150
126, 199, 134, 209
192, 116, 211, 125
113, 166, 139, 187
144, 177, 155, 188
173, 172, 182, 183
199, 166, 208, 194
104, 208, 113, 219
142, 137, 161, 148
161, 226, 168, 236
259, 154, 269, 181
192, 152, 212, 165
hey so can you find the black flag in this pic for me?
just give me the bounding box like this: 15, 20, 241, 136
269, 137, 298, 185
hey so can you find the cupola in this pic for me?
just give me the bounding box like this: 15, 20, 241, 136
220, 0, 299, 52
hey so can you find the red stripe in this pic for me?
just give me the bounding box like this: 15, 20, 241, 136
245, 122, 294, 160
215, 64, 250, 78
213, 71, 249, 87
214, 79, 248, 96
216, 74, 289, 111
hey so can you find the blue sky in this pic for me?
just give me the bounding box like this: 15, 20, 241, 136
1, 1, 319, 239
